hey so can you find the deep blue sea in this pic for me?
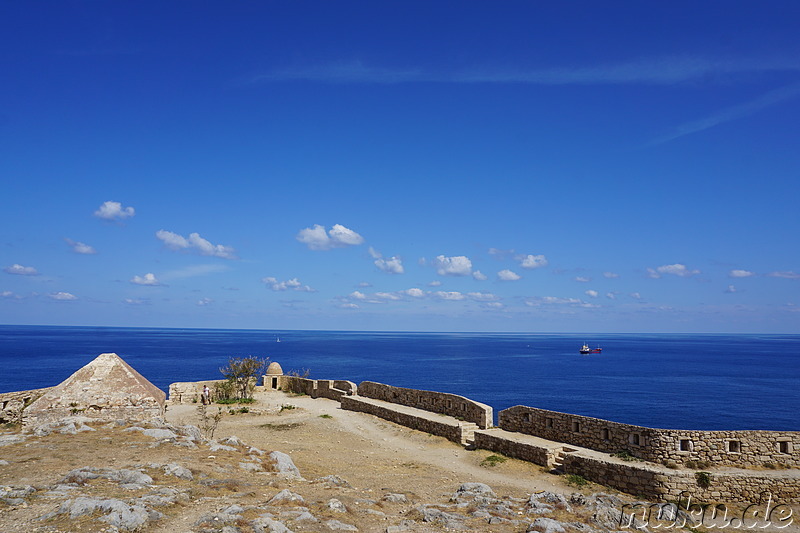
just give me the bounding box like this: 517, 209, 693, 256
1, 325, 797, 431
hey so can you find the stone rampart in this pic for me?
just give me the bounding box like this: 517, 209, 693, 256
274, 376, 357, 400
167, 380, 225, 404
473, 428, 554, 467
499, 405, 799, 468
340, 396, 463, 444
357, 381, 492, 429
560, 452, 800, 504
0, 387, 52, 424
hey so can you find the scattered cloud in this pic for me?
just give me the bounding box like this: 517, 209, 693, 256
488, 248, 516, 260
647, 264, 700, 278
574, 276, 591, 282
65, 238, 97, 255
130, 273, 161, 286
630, 292, 643, 300
603, 272, 620, 279
374, 292, 402, 301
768, 271, 800, 280
433, 255, 473, 276
518, 254, 548, 269
297, 223, 364, 251
498, 269, 521, 281
2, 290, 21, 300
467, 292, 500, 302
197, 297, 213, 306
428, 280, 442, 287
369, 247, 404, 274
94, 200, 135, 220
432, 291, 466, 301
729, 269, 755, 278
472, 270, 488, 281
401, 288, 426, 298
606, 292, 617, 300
49, 291, 77, 301
525, 296, 597, 308
585, 290, 599, 298
357, 281, 372, 288
484, 302, 504, 309
4, 264, 38, 276
156, 230, 236, 259
338, 302, 360, 309
725, 285, 738, 293
124, 298, 149, 305
262, 277, 315, 292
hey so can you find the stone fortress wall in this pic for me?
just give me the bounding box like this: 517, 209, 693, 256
0, 387, 52, 424
499, 405, 799, 468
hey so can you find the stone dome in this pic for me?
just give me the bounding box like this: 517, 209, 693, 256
266, 362, 284, 376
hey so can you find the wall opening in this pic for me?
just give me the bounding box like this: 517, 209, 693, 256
629, 433, 641, 446
778, 441, 791, 454
523, 413, 531, 423
271, 377, 278, 389
601, 428, 610, 441
727, 440, 741, 453
572, 421, 581, 433
546, 417, 554, 429
447, 400, 452, 409
679, 439, 693, 452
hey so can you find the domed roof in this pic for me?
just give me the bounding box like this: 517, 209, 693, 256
266, 361, 284, 375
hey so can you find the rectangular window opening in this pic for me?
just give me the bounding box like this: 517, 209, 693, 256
601, 428, 610, 441
572, 421, 581, 433
778, 441, 790, 454
546, 417, 554, 429
728, 440, 741, 453
680, 439, 692, 452
630, 433, 641, 446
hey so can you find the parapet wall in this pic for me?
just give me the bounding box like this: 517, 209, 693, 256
167, 380, 226, 404
499, 405, 799, 468
357, 381, 493, 429
271, 376, 357, 401
0, 387, 53, 424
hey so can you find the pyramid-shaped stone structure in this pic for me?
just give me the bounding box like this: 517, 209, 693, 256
23, 353, 166, 427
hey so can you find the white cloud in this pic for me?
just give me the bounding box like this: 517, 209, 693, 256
630, 292, 642, 300
338, 302, 360, 309
124, 298, 149, 305
433, 255, 473, 276
374, 292, 401, 301
574, 276, 591, 282
603, 272, 620, 279
401, 288, 426, 298
497, 269, 521, 281
349, 290, 367, 300
524, 296, 582, 307
49, 291, 77, 301
4, 264, 38, 276
156, 230, 236, 259
647, 264, 700, 278
585, 290, 599, 298
729, 269, 755, 278
374, 256, 404, 274
467, 292, 500, 302
197, 297, 213, 306
262, 276, 315, 292
472, 270, 488, 281
485, 302, 504, 309
488, 248, 516, 260
725, 285, 737, 293
357, 281, 372, 288
428, 280, 442, 287
519, 254, 548, 269
606, 292, 617, 300
297, 223, 364, 250
768, 271, 800, 280
131, 273, 161, 286
433, 291, 466, 301
2, 290, 21, 300
65, 238, 97, 255
94, 201, 134, 220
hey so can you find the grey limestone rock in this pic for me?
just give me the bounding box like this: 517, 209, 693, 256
0, 434, 25, 446
50, 497, 155, 531
240, 461, 262, 472
209, 441, 237, 452
268, 489, 305, 505
528, 517, 568, 533
223, 435, 245, 446
325, 519, 359, 531
313, 474, 351, 487
142, 428, 177, 440
253, 515, 294, 533
414, 505, 468, 530
269, 450, 301, 478
177, 424, 202, 441
326, 498, 348, 512
163, 462, 193, 480
382, 493, 409, 503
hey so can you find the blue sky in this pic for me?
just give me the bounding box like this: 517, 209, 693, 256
1, 2, 799, 333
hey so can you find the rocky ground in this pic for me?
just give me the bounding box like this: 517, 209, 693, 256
1, 389, 796, 532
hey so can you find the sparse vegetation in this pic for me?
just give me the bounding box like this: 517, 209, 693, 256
319, 414, 333, 419
259, 422, 302, 431
611, 450, 642, 462
695, 471, 712, 489
565, 474, 589, 487
219, 356, 270, 400
196, 404, 223, 439
280, 404, 297, 412
685, 459, 711, 470
480, 454, 507, 467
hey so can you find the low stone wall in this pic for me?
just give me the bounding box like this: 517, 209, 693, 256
560, 452, 800, 504
473, 429, 554, 467
341, 396, 463, 444
357, 381, 493, 429
0, 387, 53, 423
272, 376, 357, 400
499, 405, 799, 468
167, 380, 225, 404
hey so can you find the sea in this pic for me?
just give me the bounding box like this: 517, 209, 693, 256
0, 325, 797, 432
